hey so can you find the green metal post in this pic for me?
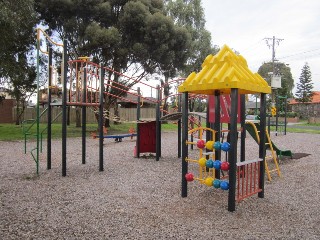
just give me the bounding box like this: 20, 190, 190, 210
35, 37, 40, 175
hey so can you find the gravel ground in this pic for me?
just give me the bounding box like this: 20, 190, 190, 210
1, 131, 320, 240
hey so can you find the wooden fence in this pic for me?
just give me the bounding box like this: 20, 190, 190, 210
15, 107, 157, 124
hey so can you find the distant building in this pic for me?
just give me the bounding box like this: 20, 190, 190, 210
289, 91, 320, 117
117, 93, 157, 108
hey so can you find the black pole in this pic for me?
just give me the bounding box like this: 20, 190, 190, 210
240, 94, 246, 162
47, 47, 52, 170
82, 62, 87, 164
206, 96, 211, 159
284, 97, 287, 135
178, 94, 181, 158
275, 92, 278, 136
214, 92, 221, 179
137, 87, 141, 158
62, 40, 68, 177
99, 64, 104, 171
268, 114, 271, 136
156, 85, 161, 161
258, 93, 266, 198
181, 92, 189, 197
228, 88, 238, 212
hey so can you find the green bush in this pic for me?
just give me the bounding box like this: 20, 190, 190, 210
278, 111, 297, 118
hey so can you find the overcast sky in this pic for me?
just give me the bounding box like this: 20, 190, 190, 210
202, 0, 320, 93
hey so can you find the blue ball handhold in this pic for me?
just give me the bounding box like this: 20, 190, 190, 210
213, 160, 221, 170
220, 181, 230, 190
221, 142, 231, 152
213, 179, 220, 188
206, 159, 214, 168
213, 141, 221, 150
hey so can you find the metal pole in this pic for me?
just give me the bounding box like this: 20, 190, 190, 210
137, 87, 141, 158
62, 40, 68, 176
156, 86, 161, 161
178, 94, 181, 158
99, 64, 104, 171
214, 92, 221, 180
36, 36, 40, 175
82, 62, 87, 164
181, 92, 189, 197
47, 47, 52, 170
258, 93, 266, 198
284, 96, 287, 135
275, 93, 278, 136
228, 88, 238, 212
240, 94, 246, 162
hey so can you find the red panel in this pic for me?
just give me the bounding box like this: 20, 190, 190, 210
208, 95, 241, 123
138, 121, 156, 153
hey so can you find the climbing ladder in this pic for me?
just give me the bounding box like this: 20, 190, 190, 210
264, 130, 281, 181
245, 121, 281, 181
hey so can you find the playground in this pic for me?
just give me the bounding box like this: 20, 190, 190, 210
2, 32, 319, 238
1, 131, 319, 239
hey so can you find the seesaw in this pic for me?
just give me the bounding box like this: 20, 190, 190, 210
91, 132, 137, 142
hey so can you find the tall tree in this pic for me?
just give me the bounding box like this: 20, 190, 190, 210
165, 0, 217, 74
295, 62, 314, 103
35, 0, 193, 126
0, 0, 38, 124
164, 0, 216, 112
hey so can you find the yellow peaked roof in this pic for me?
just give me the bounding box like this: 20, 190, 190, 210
178, 45, 271, 95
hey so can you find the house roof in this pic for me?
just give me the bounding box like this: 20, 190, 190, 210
178, 45, 271, 95
289, 91, 320, 104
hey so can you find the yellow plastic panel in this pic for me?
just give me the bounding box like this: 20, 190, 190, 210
178, 45, 271, 95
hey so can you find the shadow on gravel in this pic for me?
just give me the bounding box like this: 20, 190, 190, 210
290, 153, 311, 160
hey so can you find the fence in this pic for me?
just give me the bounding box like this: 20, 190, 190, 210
14, 107, 157, 124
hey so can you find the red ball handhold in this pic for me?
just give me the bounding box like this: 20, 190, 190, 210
185, 172, 194, 182
197, 139, 205, 149
221, 161, 230, 171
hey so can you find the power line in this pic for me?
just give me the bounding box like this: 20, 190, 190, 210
278, 48, 320, 60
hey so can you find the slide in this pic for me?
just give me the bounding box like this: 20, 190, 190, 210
245, 121, 293, 159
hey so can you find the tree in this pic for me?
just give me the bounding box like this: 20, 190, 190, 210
258, 61, 294, 98
35, 0, 194, 126
0, 0, 38, 125
165, 0, 217, 74
295, 62, 314, 103
164, 0, 216, 113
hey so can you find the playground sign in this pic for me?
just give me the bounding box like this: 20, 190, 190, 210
208, 95, 241, 123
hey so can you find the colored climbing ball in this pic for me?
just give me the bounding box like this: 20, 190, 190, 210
198, 158, 207, 167
213, 141, 221, 150
213, 160, 221, 170
221, 142, 231, 152
220, 181, 230, 190
206, 159, 214, 168
197, 139, 206, 149
220, 161, 230, 171
213, 179, 221, 188
185, 173, 194, 182
204, 177, 214, 187
205, 141, 214, 150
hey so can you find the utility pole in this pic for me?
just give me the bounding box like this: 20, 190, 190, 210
264, 36, 283, 136
264, 36, 284, 102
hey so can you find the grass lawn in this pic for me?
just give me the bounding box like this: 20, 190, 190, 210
0, 121, 319, 141
0, 122, 179, 141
